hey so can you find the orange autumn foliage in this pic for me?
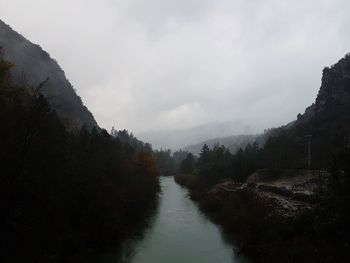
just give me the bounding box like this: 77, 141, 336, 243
133, 152, 160, 178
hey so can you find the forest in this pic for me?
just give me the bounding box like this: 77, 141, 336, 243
175, 53, 350, 262
0, 54, 160, 262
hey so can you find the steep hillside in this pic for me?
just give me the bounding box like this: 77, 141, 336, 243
0, 19, 97, 129
0, 42, 160, 262
175, 53, 350, 263
287, 53, 350, 168
316, 54, 350, 109
294, 53, 350, 125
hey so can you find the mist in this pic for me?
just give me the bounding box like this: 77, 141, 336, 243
1, 0, 350, 148
2, 2, 350, 262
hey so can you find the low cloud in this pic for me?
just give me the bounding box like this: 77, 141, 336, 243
1, 0, 349, 139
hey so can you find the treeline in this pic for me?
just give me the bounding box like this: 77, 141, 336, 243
175, 54, 350, 262
0, 56, 160, 262
176, 140, 350, 262
110, 126, 153, 152
175, 141, 263, 188
178, 115, 350, 187
152, 149, 191, 176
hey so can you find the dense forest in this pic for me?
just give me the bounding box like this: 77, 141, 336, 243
0, 51, 160, 262
153, 149, 191, 176
176, 53, 350, 262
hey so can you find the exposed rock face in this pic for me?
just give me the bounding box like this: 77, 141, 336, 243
294, 53, 350, 124
0, 19, 98, 130
316, 53, 350, 112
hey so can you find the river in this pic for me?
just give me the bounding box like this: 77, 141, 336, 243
107, 176, 249, 263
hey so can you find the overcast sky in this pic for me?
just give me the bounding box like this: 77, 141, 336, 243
1, 0, 349, 136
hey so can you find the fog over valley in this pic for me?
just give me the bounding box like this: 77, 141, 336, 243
2, 1, 350, 263
1, 0, 350, 148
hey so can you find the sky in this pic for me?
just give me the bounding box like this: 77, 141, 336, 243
1, 0, 350, 138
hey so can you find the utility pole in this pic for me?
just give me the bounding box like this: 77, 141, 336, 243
306, 135, 312, 170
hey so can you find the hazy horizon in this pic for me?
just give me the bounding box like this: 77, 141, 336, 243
1, 0, 350, 145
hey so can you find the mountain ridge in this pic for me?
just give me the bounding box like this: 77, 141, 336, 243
0, 19, 97, 130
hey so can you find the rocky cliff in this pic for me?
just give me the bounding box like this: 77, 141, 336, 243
295, 53, 350, 123
316, 53, 350, 112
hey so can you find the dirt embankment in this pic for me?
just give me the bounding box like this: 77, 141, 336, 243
175, 170, 343, 262
208, 169, 328, 217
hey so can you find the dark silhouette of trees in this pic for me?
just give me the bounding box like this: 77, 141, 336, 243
0, 58, 160, 262
180, 153, 195, 174
175, 53, 350, 262
153, 149, 190, 176
187, 142, 261, 185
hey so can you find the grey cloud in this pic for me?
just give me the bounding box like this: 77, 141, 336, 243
1, 0, 349, 148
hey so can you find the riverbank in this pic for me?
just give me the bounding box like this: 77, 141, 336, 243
175, 171, 348, 263
119, 176, 249, 263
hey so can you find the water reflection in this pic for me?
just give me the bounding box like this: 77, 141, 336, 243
116, 176, 249, 263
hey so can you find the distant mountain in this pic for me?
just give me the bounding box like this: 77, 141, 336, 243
183, 134, 265, 156
0, 19, 97, 129
137, 121, 255, 150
